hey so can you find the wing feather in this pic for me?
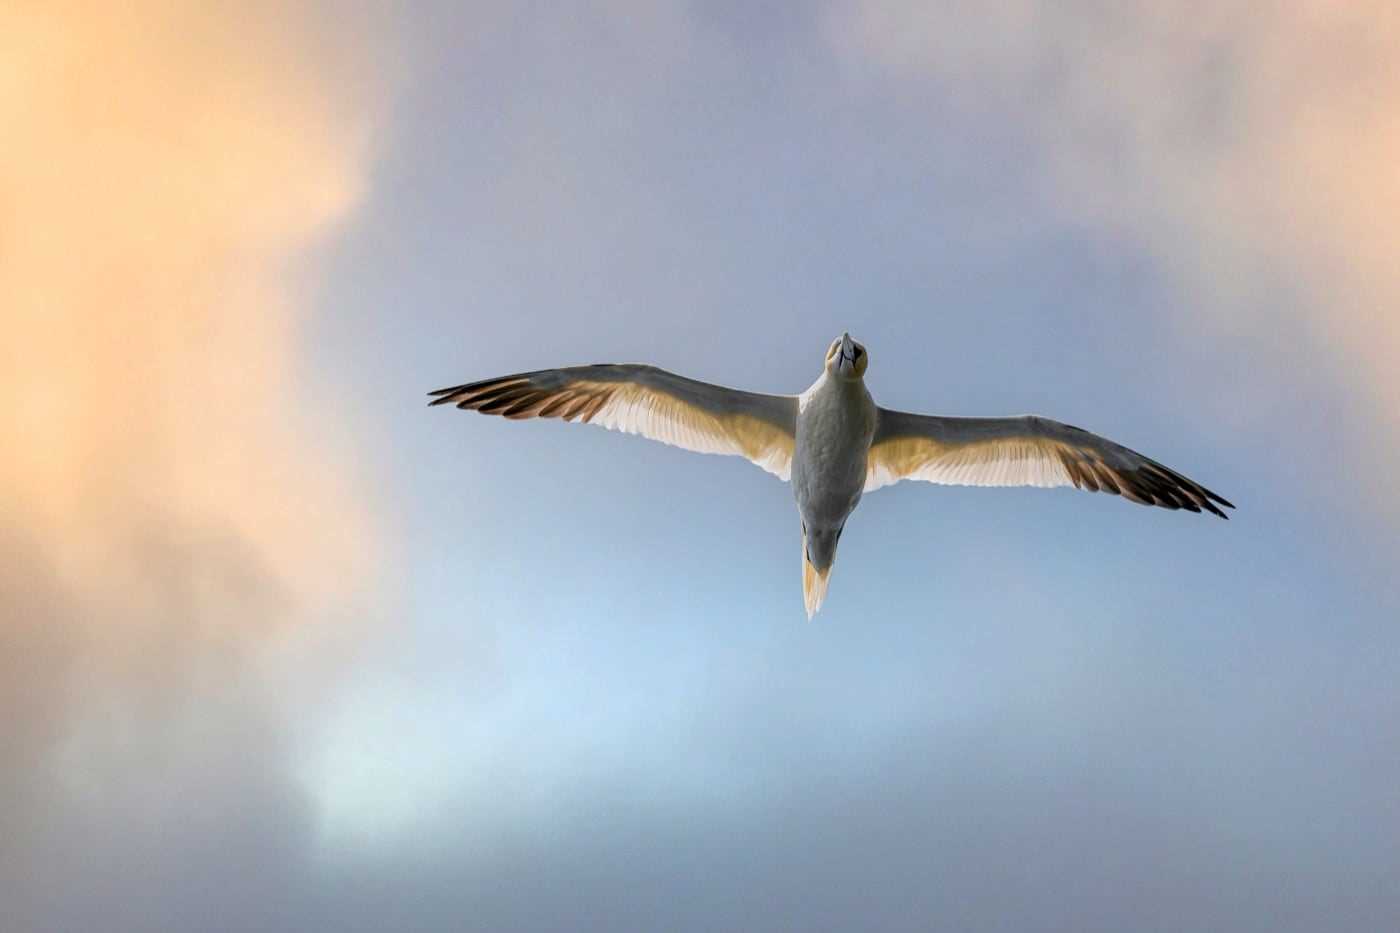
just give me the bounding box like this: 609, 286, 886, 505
866, 410, 1233, 518
430, 364, 797, 480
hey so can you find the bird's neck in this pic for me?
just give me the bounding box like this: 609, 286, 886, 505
800, 371, 867, 412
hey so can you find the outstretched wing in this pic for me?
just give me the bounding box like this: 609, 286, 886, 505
429, 364, 798, 480
865, 410, 1233, 517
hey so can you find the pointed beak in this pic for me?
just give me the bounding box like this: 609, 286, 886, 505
837, 333, 856, 372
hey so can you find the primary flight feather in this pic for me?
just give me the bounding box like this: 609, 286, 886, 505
430, 334, 1233, 617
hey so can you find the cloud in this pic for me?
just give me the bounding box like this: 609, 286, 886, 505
0, 3, 387, 929
7, 4, 1397, 931
825, 0, 1400, 505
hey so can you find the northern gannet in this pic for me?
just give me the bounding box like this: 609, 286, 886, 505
430, 334, 1233, 617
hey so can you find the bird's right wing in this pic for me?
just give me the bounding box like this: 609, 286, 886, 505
429, 363, 798, 480
865, 409, 1233, 517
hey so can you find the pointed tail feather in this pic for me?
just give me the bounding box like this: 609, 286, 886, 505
802, 549, 831, 619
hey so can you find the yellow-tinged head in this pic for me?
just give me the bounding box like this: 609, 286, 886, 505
825, 332, 868, 380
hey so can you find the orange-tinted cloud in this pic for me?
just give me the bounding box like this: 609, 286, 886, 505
0, 3, 388, 922
1, 2, 381, 589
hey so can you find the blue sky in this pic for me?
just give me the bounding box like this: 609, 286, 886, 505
6, 3, 1400, 931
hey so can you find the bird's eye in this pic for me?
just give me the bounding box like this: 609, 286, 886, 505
854, 347, 864, 358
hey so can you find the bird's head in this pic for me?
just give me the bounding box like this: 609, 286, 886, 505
825, 332, 868, 381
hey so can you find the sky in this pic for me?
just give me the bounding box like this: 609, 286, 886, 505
4, 2, 1399, 930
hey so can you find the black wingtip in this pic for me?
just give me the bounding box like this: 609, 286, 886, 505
428, 383, 473, 406
1201, 488, 1235, 516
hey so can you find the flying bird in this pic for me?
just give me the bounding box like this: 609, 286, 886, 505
430, 334, 1233, 617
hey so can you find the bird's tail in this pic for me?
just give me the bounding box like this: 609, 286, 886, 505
802, 543, 832, 620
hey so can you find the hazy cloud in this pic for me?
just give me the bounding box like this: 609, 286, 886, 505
1, 3, 386, 929
6, 4, 1399, 932
826, 0, 1400, 502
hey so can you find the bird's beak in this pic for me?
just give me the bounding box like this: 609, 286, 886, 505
838, 333, 856, 373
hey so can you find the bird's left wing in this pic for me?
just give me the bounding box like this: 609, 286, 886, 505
865, 409, 1233, 517
429, 364, 798, 480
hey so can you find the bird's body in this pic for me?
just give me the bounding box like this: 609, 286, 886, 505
793, 359, 878, 614
431, 333, 1232, 617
